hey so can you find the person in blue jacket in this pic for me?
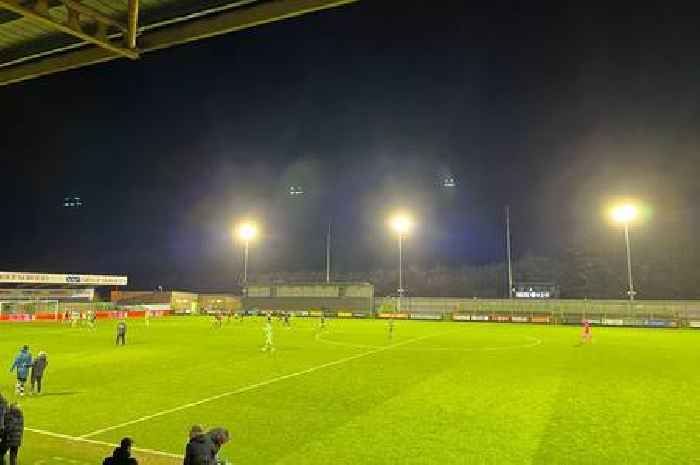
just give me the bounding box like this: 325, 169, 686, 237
9, 346, 32, 397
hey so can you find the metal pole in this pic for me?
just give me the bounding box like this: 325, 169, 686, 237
398, 234, 403, 314
506, 205, 513, 298
326, 222, 331, 283
127, 0, 139, 49
624, 223, 635, 301
243, 240, 249, 284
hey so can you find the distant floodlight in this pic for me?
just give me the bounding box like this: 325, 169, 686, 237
442, 176, 456, 188
389, 212, 413, 236
289, 185, 304, 196
611, 204, 638, 223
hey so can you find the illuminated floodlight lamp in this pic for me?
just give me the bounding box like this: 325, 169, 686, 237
236, 222, 258, 242
389, 212, 414, 236
611, 204, 638, 224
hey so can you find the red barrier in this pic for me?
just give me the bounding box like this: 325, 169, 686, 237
1, 309, 171, 322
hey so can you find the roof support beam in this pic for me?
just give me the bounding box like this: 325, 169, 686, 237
0, 0, 138, 59
0, 0, 360, 87
127, 0, 138, 50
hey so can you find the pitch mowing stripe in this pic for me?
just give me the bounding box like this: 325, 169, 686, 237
79, 332, 442, 439
26, 427, 182, 459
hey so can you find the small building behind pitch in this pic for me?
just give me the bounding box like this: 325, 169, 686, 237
111, 290, 199, 314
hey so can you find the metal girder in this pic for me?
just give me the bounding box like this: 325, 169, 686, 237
0, 0, 138, 59
0, 0, 360, 87
127, 0, 138, 50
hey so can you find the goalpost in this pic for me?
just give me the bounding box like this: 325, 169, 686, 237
0, 300, 60, 321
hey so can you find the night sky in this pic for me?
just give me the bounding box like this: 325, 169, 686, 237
2, 2, 699, 290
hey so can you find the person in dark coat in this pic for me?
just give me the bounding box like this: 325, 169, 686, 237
0, 393, 7, 436
183, 427, 230, 465
0, 403, 23, 465
116, 320, 127, 345
103, 437, 138, 465
31, 351, 48, 395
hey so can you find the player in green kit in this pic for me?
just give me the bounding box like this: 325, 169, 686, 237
261, 320, 275, 352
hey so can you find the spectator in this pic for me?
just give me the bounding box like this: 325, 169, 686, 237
103, 437, 138, 465
9, 345, 32, 397
189, 424, 204, 440
0, 393, 7, 435
0, 402, 24, 465
31, 351, 48, 395
183, 427, 230, 465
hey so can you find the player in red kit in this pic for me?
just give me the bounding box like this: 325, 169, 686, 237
581, 319, 592, 344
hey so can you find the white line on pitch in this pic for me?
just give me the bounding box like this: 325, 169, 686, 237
80, 332, 440, 439
26, 427, 181, 459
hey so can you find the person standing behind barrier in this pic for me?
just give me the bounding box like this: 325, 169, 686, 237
0, 402, 24, 465
116, 320, 127, 346
30, 351, 48, 395
183, 427, 230, 465
103, 437, 138, 465
9, 346, 32, 397
0, 393, 7, 436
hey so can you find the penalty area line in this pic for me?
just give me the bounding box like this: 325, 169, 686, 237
80, 332, 440, 439
26, 427, 182, 459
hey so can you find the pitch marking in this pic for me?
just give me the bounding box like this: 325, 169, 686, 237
80, 332, 441, 439
26, 427, 181, 459
316, 333, 543, 352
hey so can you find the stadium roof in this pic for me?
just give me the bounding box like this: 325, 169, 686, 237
0, 0, 358, 87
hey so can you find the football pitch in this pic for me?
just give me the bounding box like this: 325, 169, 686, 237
2, 317, 700, 465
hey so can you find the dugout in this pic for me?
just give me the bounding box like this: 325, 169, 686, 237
243, 282, 374, 314
198, 293, 242, 314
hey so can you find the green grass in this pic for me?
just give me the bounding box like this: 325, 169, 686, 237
2, 317, 700, 465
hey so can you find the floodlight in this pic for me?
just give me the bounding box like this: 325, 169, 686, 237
389, 213, 413, 235
611, 204, 638, 224
237, 222, 257, 241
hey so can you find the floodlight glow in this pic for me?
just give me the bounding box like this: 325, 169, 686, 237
389, 213, 414, 235
611, 204, 638, 223
237, 222, 257, 241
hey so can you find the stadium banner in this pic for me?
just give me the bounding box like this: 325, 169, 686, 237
337, 312, 354, 318
410, 313, 442, 320
470, 315, 490, 321
0, 288, 95, 301
376, 312, 409, 319
352, 312, 369, 318
644, 319, 677, 328
511, 316, 529, 323
688, 321, 700, 328
530, 315, 551, 323
452, 314, 470, 321
309, 310, 322, 317
623, 319, 646, 326
603, 318, 624, 326
295, 310, 309, 317
0, 271, 127, 286
493, 315, 510, 322
588, 318, 602, 325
